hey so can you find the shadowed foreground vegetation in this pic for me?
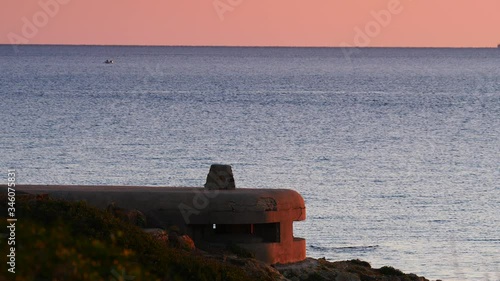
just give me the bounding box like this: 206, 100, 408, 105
0, 194, 259, 281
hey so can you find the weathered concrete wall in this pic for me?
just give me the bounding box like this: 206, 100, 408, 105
13, 184, 306, 264
238, 238, 306, 264
14, 185, 305, 223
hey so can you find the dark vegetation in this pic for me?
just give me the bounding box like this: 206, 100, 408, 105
0, 194, 256, 281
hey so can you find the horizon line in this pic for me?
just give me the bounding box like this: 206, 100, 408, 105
1, 43, 499, 49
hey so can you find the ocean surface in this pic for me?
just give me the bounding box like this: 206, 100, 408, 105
1, 45, 499, 280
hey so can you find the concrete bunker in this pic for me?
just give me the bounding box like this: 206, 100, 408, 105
15, 165, 306, 264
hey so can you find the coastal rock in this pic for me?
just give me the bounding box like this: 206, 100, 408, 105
274, 258, 430, 281
143, 228, 169, 244
178, 234, 196, 251
168, 232, 196, 251
225, 256, 286, 281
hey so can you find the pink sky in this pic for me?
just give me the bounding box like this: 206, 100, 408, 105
1, 0, 500, 47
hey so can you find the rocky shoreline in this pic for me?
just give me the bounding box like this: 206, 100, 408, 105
200, 251, 431, 281
275, 258, 430, 281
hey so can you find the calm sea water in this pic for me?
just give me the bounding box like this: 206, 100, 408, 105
1, 45, 499, 280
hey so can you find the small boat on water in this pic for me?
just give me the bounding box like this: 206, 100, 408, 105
104, 59, 114, 64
